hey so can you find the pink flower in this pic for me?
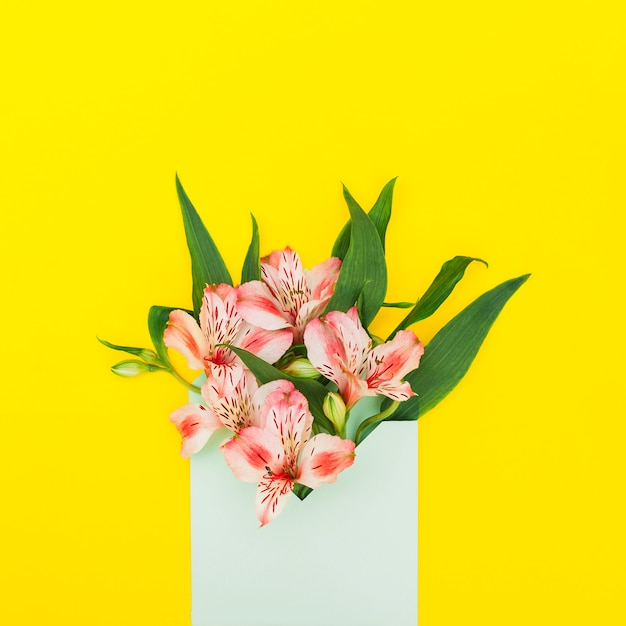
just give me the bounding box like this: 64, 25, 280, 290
164, 283, 293, 394
222, 382, 356, 525
304, 307, 424, 410
236, 247, 341, 343
169, 371, 293, 457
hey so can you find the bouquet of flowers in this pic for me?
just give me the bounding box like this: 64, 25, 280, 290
101, 176, 528, 526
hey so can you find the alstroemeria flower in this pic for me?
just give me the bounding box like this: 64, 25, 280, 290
236, 247, 342, 343
304, 307, 424, 410
222, 382, 356, 525
170, 371, 293, 457
164, 283, 293, 394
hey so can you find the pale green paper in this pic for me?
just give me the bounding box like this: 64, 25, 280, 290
189, 394, 418, 626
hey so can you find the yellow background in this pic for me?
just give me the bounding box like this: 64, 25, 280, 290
1, 1, 624, 624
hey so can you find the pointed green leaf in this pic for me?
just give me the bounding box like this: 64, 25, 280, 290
293, 484, 313, 500
331, 220, 351, 261
389, 256, 487, 339
176, 175, 232, 317
331, 178, 397, 259
226, 345, 335, 434
147, 305, 193, 369
388, 274, 530, 421
241, 213, 260, 283
97, 337, 161, 365
367, 177, 397, 252
325, 185, 387, 327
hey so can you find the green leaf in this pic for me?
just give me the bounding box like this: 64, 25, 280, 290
241, 213, 260, 283
388, 274, 530, 421
389, 256, 487, 339
381, 301, 416, 309
97, 337, 161, 365
176, 175, 232, 317
331, 215, 352, 261
331, 177, 397, 259
367, 177, 397, 252
293, 483, 313, 501
325, 184, 388, 327
226, 345, 335, 434
147, 305, 193, 369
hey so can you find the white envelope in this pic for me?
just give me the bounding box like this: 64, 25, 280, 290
189, 393, 418, 626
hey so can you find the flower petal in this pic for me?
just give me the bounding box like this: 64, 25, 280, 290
297, 434, 356, 489
235, 322, 293, 364
199, 284, 242, 350
306, 256, 342, 302
294, 298, 330, 341
236, 281, 292, 331
303, 317, 346, 383
201, 370, 258, 432
255, 477, 293, 526
263, 247, 309, 319
163, 310, 209, 370
261, 248, 283, 271
252, 379, 296, 427
325, 308, 371, 377
222, 426, 285, 482
367, 330, 424, 385
169, 403, 223, 457
368, 379, 416, 402
345, 306, 372, 360
205, 367, 258, 400
262, 384, 313, 465
339, 370, 374, 410
206, 362, 246, 397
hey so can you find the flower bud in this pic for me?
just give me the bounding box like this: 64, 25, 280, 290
137, 349, 160, 364
323, 391, 347, 435
112, 359, 159, 377
280, 357, 320, 379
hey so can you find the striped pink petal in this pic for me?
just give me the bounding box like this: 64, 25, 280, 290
255, 477, 293, 527
199, 284, 242, 361
201, 369, 258, 432
325, 308, 371, 378
339, 370, 374, 410
297, 433, 356, 489
222, 426, 285, 483
303, 316, 347, 382
367, 379, 416, 402
261, 247, 309, 321
262, 384, 313, 467
235, 322, 293, 364
252, 379, 296, 428
262, 248, 284, 271
295, 299, 331, 339
306, 256, 342, 302
164, 310, 209, 370
236, 281, 292, 331
202, 368, 256, 403
169, 403, 223, 457
366, 330, 424, 397
205, 362, 246, 397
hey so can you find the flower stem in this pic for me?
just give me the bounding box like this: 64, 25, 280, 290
167, 367, 202, 394
355, 401, 400, 446
337, 415, 347, 439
